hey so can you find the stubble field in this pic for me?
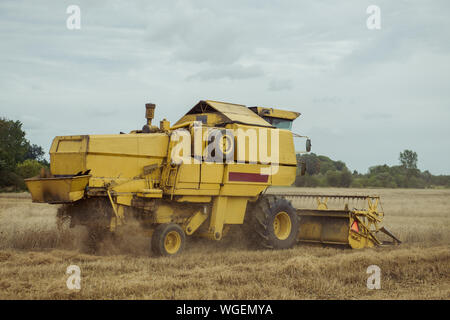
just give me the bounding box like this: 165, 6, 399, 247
0, 187, 449, 299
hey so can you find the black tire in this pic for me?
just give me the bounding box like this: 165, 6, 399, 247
151, 223, 186, 256
246, 196, 299, 249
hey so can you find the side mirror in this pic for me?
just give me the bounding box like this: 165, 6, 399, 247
306, 139, 312, 152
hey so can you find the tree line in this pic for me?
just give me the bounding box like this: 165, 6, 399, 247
294, 150, 450, 188
0, 117, 49, 191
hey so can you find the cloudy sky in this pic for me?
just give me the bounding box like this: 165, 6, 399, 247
1, 0, 449, 174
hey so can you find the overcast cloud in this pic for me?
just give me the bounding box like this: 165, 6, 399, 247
1, 0, 449, 174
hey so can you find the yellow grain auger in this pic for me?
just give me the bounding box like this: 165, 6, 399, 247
25, 100, 400, 256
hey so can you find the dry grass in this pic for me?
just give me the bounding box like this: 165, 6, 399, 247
0, 188, 449, 300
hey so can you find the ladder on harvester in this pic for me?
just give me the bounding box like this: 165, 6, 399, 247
164, 164, 180, 200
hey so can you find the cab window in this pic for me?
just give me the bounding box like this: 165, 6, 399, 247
263, 117, 293, 130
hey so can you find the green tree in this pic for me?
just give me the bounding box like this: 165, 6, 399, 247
16, 159, 44, 179
335, 161, 346, 171
325, 171, 341, 187
340, 169, 353, 187
399, 150, 418, 170
399, 150, 419, 185
25, 144, 45, 162
0, 118, 29, 170
0, 118, 48, 190
296, 153, 321, 175
294, 150, 449, 189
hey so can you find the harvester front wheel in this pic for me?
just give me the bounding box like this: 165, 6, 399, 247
248, 197, 299, 249
151, 223, 186, 256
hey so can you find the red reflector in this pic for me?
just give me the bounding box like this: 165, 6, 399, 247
351, 221, 359, 232
228, 172, 269, 183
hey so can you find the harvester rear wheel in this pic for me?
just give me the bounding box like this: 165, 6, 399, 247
247, 196, 299, 249
151, 223, 186, 256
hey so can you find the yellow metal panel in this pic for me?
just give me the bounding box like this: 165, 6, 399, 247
227, 124, 296, 166
204, 196, 250, 239
271, 166, 297, 186
208, 196, 228, 240
51, 154, 86, 175
169, 189, 220, 196
111, 178, 148, 193
136, 134, 169, 157
88, 134, 132, 155
174, 182, 199, 189
220, 184, 267, 197
297, 213, 349, 244
174, 100, 271, 127
50, 136, 88, 175
176, 196, 212, 203
251, 107, 300, 120
223, 197, 248, 224
201, 164, 223, 184
87, 154, 139, 178
88, 177, 130, 187
68, 190, 84, 201
50, 134, 168, 178
56, 139, 83, 152
85, 134, 168, 179
116, 195, 133, 206
154, 204, 174, 223
25, 175, 90, 203
232, 124, 259, 164
199, 183, 221, 191
206, 100, 271, 127
177, 164, 200, 185
278, 130, 297, 165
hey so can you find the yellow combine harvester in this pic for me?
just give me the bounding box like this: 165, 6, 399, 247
25, 100, 400, 255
